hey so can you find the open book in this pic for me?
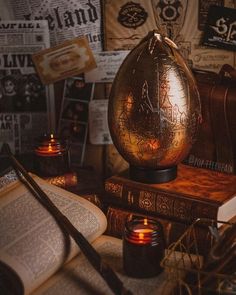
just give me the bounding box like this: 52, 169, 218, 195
0, 174, 170, 295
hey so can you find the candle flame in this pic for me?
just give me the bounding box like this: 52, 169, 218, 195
50, 134, 54, 139
144, 218, 148, 226
48, 143, 53, 152
139, 233, 144, 240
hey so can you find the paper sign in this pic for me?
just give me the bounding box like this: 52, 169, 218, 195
89, 99, 112, 145
32, 37, 97, 84
85, 50, 129, 83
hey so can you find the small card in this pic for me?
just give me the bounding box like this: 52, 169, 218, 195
203, 5, 236, 51
32, 37, 97, 84
88, 99, 112, 145
85, 50, 129, 83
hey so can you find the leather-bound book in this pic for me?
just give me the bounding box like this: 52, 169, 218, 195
104, 164, 236, 223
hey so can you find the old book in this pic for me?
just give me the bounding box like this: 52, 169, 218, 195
42, 167, 104, 195
0, 174, 170, 295
0, 168, 103, 209
104, 164, 236, 223
43, 171, 79, 188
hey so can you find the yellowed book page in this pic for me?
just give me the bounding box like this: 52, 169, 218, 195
0, 176, 107, 295
32, 235, 173, 295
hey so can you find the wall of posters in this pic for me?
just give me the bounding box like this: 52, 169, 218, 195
103, 0, 236, 72
0, 20, 54, 155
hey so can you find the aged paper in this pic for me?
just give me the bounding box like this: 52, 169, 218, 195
6, 0, 102, 51
32, 37, 97, 84
88, 99, 112, 145
85, 51, 130, 83
32, 236, 172, 295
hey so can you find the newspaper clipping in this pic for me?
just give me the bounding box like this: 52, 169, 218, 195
7, 0, 103, 52
0, 20, 54, 155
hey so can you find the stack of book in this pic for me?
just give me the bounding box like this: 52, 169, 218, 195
102, 164, 236, 248
20, 163, 236, 251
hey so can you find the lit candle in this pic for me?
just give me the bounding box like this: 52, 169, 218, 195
34, 134, 70, 176
123, 217, 165, 278
35, 134, 65, 156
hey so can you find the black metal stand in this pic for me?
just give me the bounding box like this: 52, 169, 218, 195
129, 165, 177, 184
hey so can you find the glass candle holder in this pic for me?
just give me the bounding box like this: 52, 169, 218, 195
34, 134, 70, 177
123, 217, 165, 278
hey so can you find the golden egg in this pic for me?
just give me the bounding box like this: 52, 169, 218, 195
108, 31, 201, 183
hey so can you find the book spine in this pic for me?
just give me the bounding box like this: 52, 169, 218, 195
43, 172, 78, 189
104, 179, 218, 222
105, 206, 187, 246
105, 206, 212, 255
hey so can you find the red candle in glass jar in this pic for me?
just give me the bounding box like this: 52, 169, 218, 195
35, 134, 62, 156
123, 217, 165, 278
34, 134, 70, 176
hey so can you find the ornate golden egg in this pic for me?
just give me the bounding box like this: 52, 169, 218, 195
108, 31, 201, 183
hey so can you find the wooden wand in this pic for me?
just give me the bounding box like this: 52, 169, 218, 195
2, 143, 133, 295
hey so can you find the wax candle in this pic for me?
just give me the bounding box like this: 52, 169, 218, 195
34, 134, 70, 176
123, 217, 165, 278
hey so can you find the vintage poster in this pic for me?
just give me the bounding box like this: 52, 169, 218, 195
0, 20, 54, 155
103, 0, 160, 50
